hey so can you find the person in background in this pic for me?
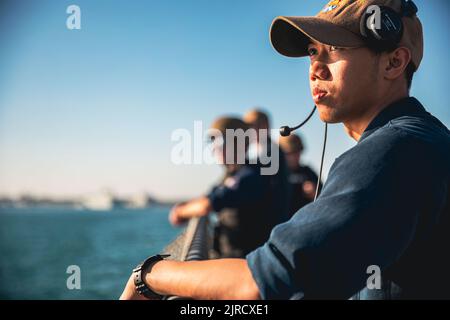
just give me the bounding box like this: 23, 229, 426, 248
168, 116, 289, 258
243, 109, 270, 161
243, 108, 291, 214
279, 134, 322, 217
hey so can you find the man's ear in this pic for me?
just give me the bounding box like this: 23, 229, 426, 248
384, 47, 412, 81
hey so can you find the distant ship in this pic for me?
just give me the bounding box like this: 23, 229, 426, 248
80, 189, 154, 211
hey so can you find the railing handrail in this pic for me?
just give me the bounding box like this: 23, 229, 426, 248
163, 216, 210, 300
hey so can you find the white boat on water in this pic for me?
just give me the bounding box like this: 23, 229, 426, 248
81, 190, 115, 211
80, 190, 153, 211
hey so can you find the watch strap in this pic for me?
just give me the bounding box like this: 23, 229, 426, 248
133, 254, 170, 299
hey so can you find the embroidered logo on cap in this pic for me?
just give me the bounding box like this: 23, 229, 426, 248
322, 0, 343, 13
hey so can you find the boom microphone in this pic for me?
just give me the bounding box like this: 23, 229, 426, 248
279, 106, 317, 137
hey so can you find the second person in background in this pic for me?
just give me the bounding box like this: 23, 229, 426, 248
279, 134, 322, 217
169, 116, 290, 258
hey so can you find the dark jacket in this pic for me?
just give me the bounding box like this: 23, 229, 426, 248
247, 97, 450, 299
208, 158, 290, 258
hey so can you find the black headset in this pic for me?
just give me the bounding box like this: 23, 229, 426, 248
360, 0, 418, 51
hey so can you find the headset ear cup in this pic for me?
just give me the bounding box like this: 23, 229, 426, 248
360, 6, 404, 51
360, 8, 383, 42
368, 14, 383, 40
381, 8, 404, 48
359, 11, 369, 37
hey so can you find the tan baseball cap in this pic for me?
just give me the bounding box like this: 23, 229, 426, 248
270, 0, 423, 70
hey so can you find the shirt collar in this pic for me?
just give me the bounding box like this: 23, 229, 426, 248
359, 97, 427, 142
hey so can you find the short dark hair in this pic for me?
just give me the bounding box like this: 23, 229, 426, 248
369, 46, 416, 90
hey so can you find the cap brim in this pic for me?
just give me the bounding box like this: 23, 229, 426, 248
270, 16, 365, 58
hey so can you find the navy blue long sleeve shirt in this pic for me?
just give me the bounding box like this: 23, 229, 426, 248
208, 160, 290, 257
246, 97, 450, 299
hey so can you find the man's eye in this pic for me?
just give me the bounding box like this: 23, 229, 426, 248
330, 46, 341, 51
308, 47, 318, 56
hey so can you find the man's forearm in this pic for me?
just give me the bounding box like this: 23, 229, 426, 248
177, 197, 212, 219
146, 258, 261, 300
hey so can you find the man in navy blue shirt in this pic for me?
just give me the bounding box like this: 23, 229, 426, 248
121, 0, 449, 300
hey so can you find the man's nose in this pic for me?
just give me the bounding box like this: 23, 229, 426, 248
310, 61, 331, 81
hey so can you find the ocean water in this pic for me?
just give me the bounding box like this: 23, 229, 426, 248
0, 206, 180, 299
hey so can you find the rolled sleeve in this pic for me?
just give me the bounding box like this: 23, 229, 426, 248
247, 242, 302, 300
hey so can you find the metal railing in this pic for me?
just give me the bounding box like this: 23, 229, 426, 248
162, 216, 210, 300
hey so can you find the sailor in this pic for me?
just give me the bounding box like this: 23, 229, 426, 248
243, 108, 291, 219
279, 134, 322, 217
168, 116, 290, 258
243, 109, 272, 162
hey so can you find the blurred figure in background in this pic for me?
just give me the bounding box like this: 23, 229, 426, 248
279, 134, 322, 217
169, 116, 289, 258
243, 108, 291, 213
243, 109, 270, 162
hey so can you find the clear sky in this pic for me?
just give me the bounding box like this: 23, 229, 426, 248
0, 0, 449, 200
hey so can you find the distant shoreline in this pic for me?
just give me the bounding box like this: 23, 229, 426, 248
0, 194, 184, 211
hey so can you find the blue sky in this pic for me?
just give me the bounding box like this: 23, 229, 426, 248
0, 0, 449, 200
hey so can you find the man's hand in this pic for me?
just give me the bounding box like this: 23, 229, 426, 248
169, 204, 189, 226
169, 197, 212, 226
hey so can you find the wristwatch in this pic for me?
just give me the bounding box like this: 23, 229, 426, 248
132, 254, 170, 299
